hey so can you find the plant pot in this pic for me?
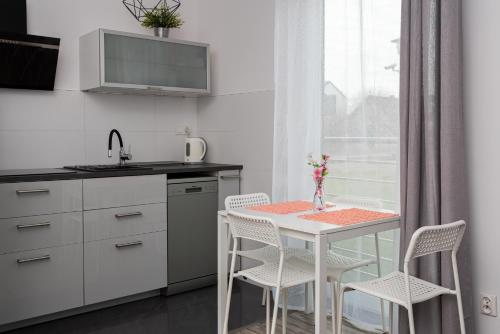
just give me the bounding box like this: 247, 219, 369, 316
153, 27, 170, 38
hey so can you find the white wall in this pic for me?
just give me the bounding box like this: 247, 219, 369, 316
196, 0, 275, 195
0, 0, 274, 177
0, 0, 199, 169
463, 0, 500, 332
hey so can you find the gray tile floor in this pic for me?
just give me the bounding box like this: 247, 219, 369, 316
7, 281, 265, 334
6, 281, 370, 334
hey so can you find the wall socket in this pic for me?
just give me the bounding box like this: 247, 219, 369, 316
480, 293, 497, 317
175, 126, 191, 136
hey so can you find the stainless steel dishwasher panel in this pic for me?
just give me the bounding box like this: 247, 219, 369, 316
167, 180, 218, 293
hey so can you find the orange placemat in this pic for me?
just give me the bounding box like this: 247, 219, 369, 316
299, 208, 397, 226
248, 201, 333, 215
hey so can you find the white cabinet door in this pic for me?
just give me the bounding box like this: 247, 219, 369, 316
0, 180, 82, 218
0, 212, 83, 254
83, 175, 167, 210
84, 203, 167, 242
0, 244, 83, 325
217, 170, 241, 210
84, 231, 167, 304
103, 32, 209, 91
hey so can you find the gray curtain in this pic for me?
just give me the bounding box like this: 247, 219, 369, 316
399, 0, 473, 333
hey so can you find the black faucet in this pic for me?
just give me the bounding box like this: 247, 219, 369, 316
108, 129, 132, 165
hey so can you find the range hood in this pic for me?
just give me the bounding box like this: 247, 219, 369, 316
0, 0, 60, 91
0, 32, 60, 91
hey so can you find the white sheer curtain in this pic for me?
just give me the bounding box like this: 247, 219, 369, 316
323, 0, 401, 326
273, 0, 401, 321
273, 0, 324, 310
273, 0, 323, 203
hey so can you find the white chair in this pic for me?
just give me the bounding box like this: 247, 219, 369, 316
336, 220, 467, 334
225, 193, 311, 306
223, 211, 316, 334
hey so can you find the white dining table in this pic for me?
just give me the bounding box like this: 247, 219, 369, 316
217, 204, 400, 334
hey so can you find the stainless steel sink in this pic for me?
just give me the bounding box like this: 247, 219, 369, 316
131, 161, 187, 167
63, 164, 153, 172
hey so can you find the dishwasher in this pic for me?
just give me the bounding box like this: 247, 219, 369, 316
166, 176, 218, 295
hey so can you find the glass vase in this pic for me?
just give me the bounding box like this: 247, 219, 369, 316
313, 178, 326, 211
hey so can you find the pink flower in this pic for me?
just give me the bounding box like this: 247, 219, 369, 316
314, 167, 323, 179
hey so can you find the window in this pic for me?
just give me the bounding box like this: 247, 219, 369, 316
323, 0, 401, 326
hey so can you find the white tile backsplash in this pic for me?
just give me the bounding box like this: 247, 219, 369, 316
0, 89, 197, 169
198, 90, 274, 196
0, 130, 85, 169
0, 90, 84, 131
83, 94, 157, 132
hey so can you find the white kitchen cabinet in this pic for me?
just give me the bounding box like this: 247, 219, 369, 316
217, 170, 241, 210
83, 203, 167, 242
0, 180, 82, 218
80, 29, 210, 96
83, 175, 167, 210
0, 212, 82, 255
0, 244, 84, 325
84, 231, 167, 305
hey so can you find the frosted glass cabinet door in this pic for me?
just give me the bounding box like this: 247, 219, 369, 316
103, 33, 208, 91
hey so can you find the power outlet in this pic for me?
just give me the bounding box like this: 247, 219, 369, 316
480, 293, 497, 317
175, 126, 191, 136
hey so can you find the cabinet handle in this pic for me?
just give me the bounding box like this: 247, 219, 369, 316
16, 189, 50, 195
115, 241, 143, 249
17, 255, 51, 264
220, 175, 240, 180
16, 222, 51, 230
115, 212, 143, 219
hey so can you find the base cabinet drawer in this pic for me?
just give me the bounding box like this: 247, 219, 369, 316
84, 231, 167, 304
83, 175, 167, 210
0, 180, 83, 219
0, 244, 84, 325
84, 203, 167, 242
0, 212, 83, 254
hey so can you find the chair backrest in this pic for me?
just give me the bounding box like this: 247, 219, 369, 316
227, 211, 283, 250
225, 193, 271, 211
404, 220, 466, 263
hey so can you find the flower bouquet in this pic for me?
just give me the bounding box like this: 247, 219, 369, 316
307, 154, 330, 211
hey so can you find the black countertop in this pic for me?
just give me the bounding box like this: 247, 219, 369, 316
0, 162, 243, 183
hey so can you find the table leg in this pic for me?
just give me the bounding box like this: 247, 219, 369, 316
305, 241, 314, 314
315, 234, 328, 334
218, 215, 229, 334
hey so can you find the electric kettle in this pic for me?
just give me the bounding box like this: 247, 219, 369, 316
184, 137, 207, 163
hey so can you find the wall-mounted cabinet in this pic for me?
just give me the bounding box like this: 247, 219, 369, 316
80, 29, 210, 96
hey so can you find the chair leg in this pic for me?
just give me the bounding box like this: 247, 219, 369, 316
374, 233, 386, 331
330, 280, 337, 334
282, 288, 288, 334
336, 286, 346, 334
223, 260, 237, 334
388, 302, 394, 334
407, 305, 416, 334
266, 288, 271, 334
262, 288, 267, 306
452, 254, 467, 334
456, 294, 466, 334
271, 287, 282, 334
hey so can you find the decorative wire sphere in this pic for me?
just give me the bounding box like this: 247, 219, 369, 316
122, 0, 181, 23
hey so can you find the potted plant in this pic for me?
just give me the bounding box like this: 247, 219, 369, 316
141, 4, 183, 38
